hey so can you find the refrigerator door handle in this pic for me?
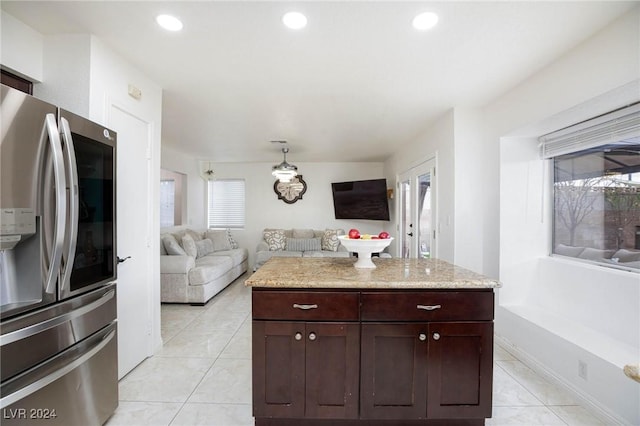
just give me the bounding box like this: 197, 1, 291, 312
59, 117, 79, 294
0, 326, 116, 409
0, 289, 115, 346
40, 114, 67, 296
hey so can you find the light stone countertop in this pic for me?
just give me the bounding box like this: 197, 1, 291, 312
245, 257, 501, 289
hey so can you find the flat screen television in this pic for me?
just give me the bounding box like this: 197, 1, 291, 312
331, 178, 390, 221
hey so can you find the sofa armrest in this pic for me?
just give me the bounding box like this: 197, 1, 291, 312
256, 241, 269, 252
161, 255, 195, 274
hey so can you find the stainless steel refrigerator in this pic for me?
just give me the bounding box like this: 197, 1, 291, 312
0, 84, 118, 425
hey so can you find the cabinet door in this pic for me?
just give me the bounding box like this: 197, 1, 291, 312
360, 323, 428, 419
252, 321, 306, 418
427, 322, 493, 419
305, 322, 360, 419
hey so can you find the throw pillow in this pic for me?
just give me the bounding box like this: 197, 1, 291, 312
322, 229, 340, 252
286, 237, 321, 252
264, 230, 286, 251
195, 238, 214, 258
205, 229, 233, 251
226, 228, 239, 249
181, 234, 198, 258
162, 234, 187, 255
292, 228, 315, 238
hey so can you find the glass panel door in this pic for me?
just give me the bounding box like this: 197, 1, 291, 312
398, 159, 436, 259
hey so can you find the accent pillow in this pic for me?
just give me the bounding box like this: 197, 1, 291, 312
162, 234, 187, 255
612, 249, 640, 263
195, 238, 214, 258
264, 230, 286, 251
322, 229, 340, 252
578, 248, 616, 261
554, 244, 585, 257
205, 229, 232, 252
292, 228, 315, 239
286, 237, 321, 252
226, 228, 239, 249
181, 234, 198, 258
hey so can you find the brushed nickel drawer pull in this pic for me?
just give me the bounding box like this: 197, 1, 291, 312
293, 303, 318, 310
417, 304, 441, 311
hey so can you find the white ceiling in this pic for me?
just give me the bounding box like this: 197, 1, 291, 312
1, 1, 635, 163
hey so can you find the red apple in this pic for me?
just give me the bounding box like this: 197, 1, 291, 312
348, 228, 361, 239
378, 231, 390, 239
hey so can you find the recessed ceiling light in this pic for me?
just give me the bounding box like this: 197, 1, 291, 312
412, 12, 439, 31
156, 14, 183, 32
282, 11, 307, 30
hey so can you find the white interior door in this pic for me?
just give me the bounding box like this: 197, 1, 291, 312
398, 159, 436, 259
110, 105, 152, 379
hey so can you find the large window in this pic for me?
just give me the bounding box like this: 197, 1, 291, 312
207, 179, 245, 229
542, 104, 640, 270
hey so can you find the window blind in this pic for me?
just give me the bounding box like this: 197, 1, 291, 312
539, 103, 640, 159
207, 179, 245, 229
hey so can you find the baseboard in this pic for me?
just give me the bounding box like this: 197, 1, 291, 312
494, 334, 629, 426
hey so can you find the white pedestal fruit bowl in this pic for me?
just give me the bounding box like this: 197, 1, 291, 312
338, 235, 393, 268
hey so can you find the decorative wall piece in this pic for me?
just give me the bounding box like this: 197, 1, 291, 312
274, 175, 307, 204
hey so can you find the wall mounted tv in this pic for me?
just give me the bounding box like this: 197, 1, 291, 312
331, 178, 390, 221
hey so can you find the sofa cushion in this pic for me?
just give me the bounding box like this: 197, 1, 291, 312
226, 229, 239, 249
209, 248, 248, 267
205, 229, 232, 251
322, 229, 341, 251
292, 228, 315, 238
195, 238, 215, 258
612, 249, 640, 263
190, 256, 234, 285
181, 234, 198, 257
303, 251, 351, 258
578, 247, 616, 261
554, 244, 585, 257
286, 237, 321, 252
174, 229, 203, 242
272, 251, 303, 258
163, 234, 187, 255
264, 230, 286, 251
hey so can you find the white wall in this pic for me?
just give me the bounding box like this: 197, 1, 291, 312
488, 7, 640, 424
0, 11, 43, 82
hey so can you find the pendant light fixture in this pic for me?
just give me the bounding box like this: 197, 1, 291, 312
272, 146, 298, 183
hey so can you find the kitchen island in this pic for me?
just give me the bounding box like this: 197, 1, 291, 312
246, 257, 501, 426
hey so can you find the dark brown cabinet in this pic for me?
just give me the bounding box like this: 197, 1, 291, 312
360, 322, 493, 420
252, 288, 494, 426
252, 290, 360, 420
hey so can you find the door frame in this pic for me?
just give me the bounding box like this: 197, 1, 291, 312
396, 156, 437, 259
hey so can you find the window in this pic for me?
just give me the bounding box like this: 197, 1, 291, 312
160, 179, 175, 227
541, 104, 640, 270
207, 179, 245, 229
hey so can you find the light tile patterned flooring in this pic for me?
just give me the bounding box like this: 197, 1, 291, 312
106, 274, 608, 426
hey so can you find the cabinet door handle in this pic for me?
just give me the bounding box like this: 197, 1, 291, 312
417, 304, 441, 311
433, 332, 441, 341
419, 333, 427, 341
294, 332, 303, 341
308, 332, 317, 341
293, 303, 318, 310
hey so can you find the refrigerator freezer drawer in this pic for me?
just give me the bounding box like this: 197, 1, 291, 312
0, 322, 118, 425
0, 284, 116, 382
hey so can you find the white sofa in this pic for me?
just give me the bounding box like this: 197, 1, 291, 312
160, 228, 248, 304
254, 228, 353, 269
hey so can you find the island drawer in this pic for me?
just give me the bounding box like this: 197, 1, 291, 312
252, 290, 360, 321
361, 291, 494, 321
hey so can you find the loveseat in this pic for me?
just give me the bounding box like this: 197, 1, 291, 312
160, 228, 248, 304
255, 228, 352, 269
555, 244, 640, 270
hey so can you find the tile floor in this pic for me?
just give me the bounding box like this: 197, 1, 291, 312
106, 274, 608, 426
